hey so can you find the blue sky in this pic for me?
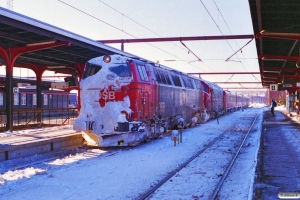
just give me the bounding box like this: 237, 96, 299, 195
0, 0, 261, 90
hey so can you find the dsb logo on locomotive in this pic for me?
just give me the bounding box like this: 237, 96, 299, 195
99, 87, 128, 107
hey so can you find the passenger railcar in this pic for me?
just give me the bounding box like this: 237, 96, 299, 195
73, 54, 249, 147
0, 87, 74, 109
223, 90, 236, 113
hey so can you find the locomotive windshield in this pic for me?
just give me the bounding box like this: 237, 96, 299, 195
109, 64, 132, 78
82, 63, 102, 79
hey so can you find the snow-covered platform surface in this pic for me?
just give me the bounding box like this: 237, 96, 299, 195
253, 105, 300, 199
0, 125, 83, 161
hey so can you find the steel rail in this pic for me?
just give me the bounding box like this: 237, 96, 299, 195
210, 112, 259, 199
137, 110, 256, 200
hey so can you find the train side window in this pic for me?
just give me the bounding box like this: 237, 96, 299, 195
21, 93, 26, 105
171, 74, 182, 87
109, 64, 132, 78
184, 78, 194, 89
164, 71, 173, 85
137, 64, 149, 81
158, 70, 167, 84
153, 68, 172, 85
202, 82, 210, 93
82, 63, 102, 79
182, 76, 193, 88
0, 93, 3, 106
44, 94, 48, 105
192, 79, 200, 90
33, 94, 37, 106
161, 70, 172, 85
153, 68, 162, 83
14, 93, 19, 105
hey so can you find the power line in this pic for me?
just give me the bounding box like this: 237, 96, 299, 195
97, 0, 204, 69
58, 0, 207, 72
212, 0, 252, 71
199, 0, 248, 72
98, 0, 161, 37
7, 0, 13, 10
58, 0, 136, 38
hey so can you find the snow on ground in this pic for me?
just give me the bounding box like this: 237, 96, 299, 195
0, 125, 73, 138
0, 104, 275, 200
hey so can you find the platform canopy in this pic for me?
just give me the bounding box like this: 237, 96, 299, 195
0, 7, 135, 75
249, 0, 300, 91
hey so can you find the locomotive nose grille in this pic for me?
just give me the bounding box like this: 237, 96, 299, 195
114, 122, 130, 132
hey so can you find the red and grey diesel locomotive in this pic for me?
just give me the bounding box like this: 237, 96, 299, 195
73, 54, 249, 147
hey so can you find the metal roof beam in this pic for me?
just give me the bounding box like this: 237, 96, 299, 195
261, 66, 300, 73
262, 74, 300, 78
0, 30, 28, 43
259, 55, 299, 61
99, 35, 254, 44
223, 87, 266, 89
215, 82, 261, 84
188, 72, 260, 75
256, 31, 300, 40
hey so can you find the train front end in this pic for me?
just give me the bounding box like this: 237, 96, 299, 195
73, 55, 147, 147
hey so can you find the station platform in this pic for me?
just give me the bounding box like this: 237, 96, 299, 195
254, 106, 300, 199
0, 126, 83, 162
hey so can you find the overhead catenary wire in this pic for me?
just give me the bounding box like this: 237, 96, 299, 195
180, 41, 202, 62
96, 0, 218, 72
199, 0, 249, 72
58, 0, 255, 88
58, 0, 206, 72
213, 0, 253, 71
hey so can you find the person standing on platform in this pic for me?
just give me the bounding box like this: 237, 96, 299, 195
271, 99, 277, 116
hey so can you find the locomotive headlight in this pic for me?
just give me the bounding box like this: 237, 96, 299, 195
103, 55, 111, 63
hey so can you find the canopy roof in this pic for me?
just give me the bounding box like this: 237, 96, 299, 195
0, 7, 134, 75
249, 0, 300, 90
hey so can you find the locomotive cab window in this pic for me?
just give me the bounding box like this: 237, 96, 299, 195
82, 63, 102, 79
137, 64, 149, 81
109, 64, 132, 78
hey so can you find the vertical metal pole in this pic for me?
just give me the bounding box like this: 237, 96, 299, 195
180, 129, 182, 143
121, 42, 124, 51
37, 75, 42, 126
242, 95, 244, 112
6, 61, 13, 132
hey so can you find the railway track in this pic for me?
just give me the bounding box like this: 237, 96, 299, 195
0, 109, 262, 200
138, 110, 260, 200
